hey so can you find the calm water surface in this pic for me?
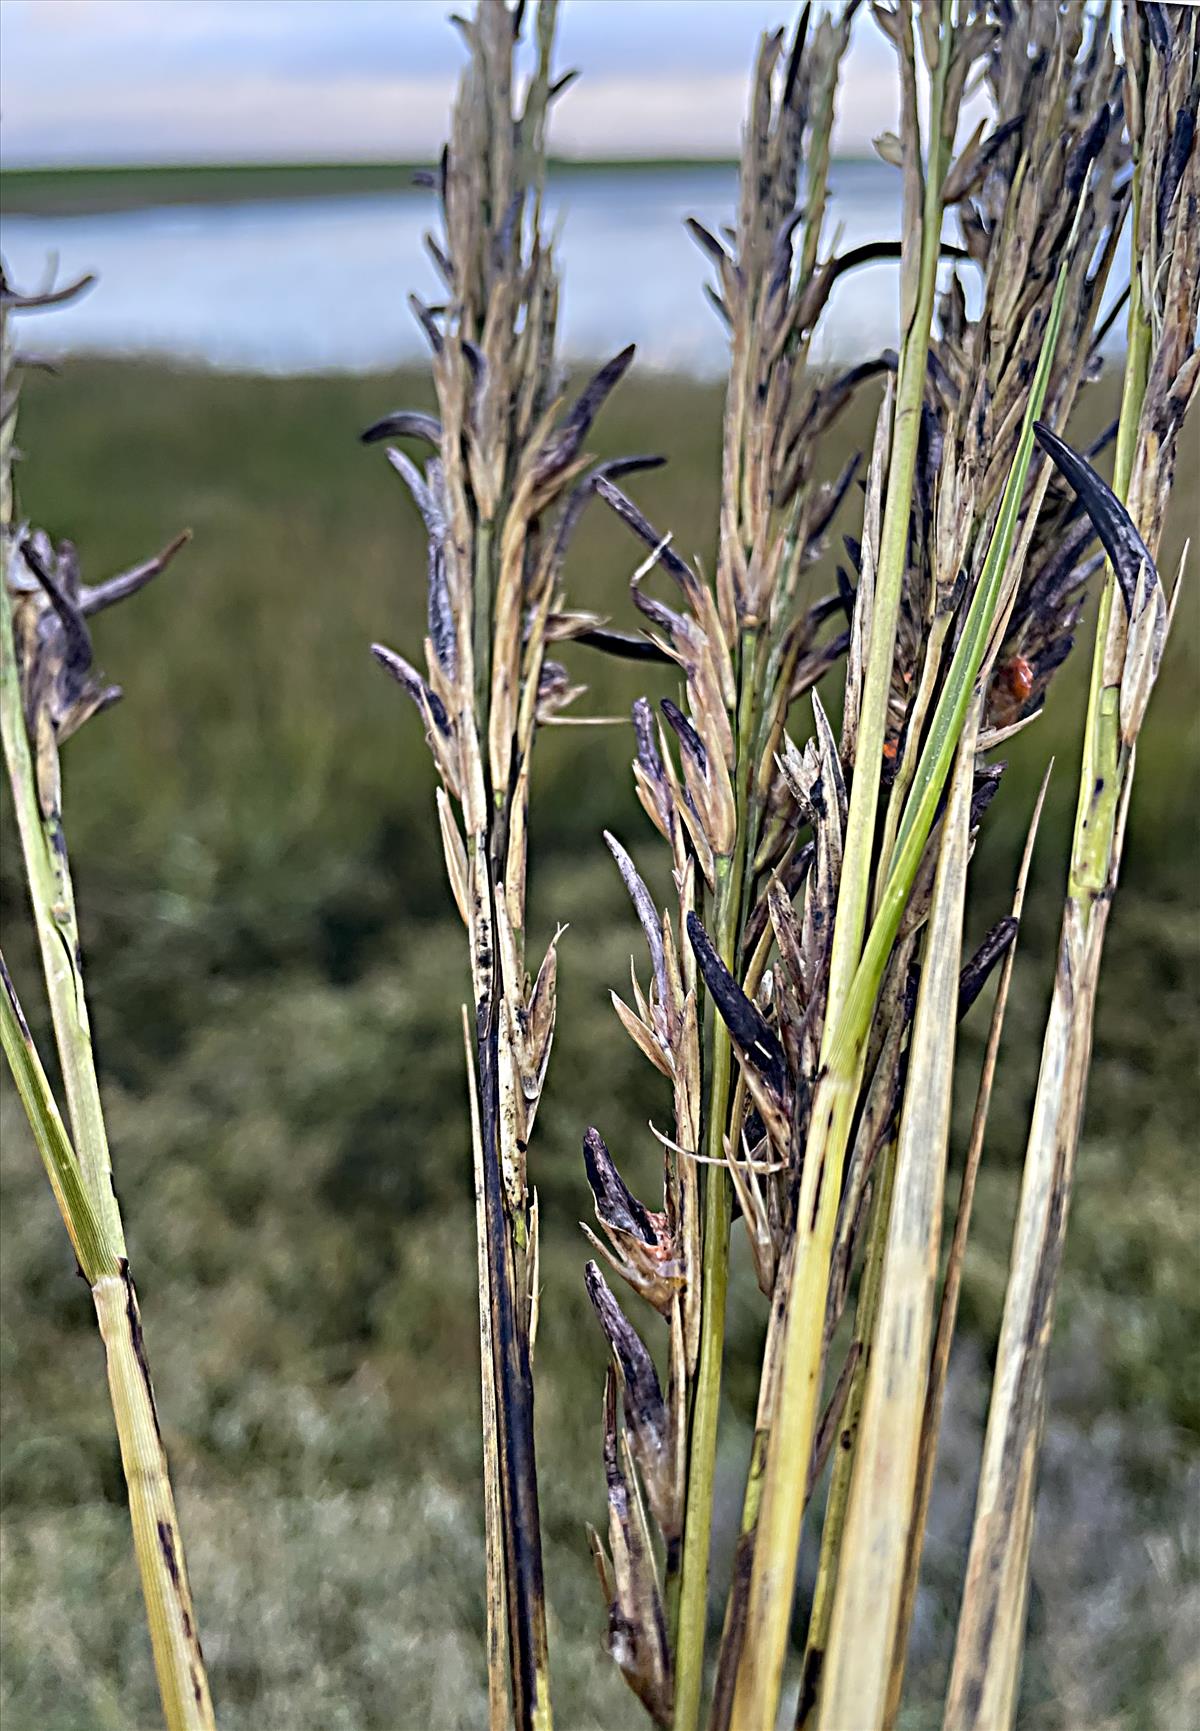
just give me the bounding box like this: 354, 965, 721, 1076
0, 163, 1125, 375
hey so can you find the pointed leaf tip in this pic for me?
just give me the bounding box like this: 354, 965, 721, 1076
1033, 422, 1157, 616
360, 409, 442, 447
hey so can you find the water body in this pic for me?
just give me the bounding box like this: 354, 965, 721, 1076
0, 162, 1126, 376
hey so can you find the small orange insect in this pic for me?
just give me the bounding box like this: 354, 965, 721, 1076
989, 653, 1035, 730
1000, 654, 1035, 704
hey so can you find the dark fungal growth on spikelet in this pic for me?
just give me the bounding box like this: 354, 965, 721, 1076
7, 528, 190, 813
586, 1368, 674, 1729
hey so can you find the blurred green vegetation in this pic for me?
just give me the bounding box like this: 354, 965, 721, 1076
0, 159, 742, 216
0, 360, 1196, 1730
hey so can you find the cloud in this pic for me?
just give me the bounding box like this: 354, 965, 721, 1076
554, 64, 903, 157
0, 0, 905, 165
2, 69, 457, 164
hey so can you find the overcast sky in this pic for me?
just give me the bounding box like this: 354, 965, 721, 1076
0, 0, 904, 166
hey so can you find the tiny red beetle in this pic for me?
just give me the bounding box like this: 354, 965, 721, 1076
989, 653, 1035, 730
1001, 654, 1034, 704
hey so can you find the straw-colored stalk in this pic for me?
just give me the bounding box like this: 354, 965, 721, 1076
0, 283, 214, 1730
883, 763, 1051, 1728
464, 1005, 510, 1731
814, 726, 1053, 1731
946, 11, 1199, 1726
815, 698, 980, 1729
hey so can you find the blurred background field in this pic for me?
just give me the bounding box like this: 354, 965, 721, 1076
0, 349, 1195, 1730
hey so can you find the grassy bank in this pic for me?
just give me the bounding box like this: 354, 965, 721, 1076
0, 158, 742, 216
0, 359, 1196, 1729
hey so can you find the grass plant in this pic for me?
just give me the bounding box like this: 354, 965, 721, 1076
0, 270, 214, 1728
360, 4, 646, 1724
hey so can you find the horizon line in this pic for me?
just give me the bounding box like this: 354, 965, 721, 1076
1, 152, 881, 176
